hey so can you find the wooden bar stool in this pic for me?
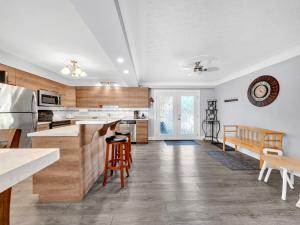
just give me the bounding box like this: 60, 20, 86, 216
0, 128, 21, 225
103, 135, 130, 188
115, 130, 132, 168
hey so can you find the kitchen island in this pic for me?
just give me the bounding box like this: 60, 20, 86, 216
27, 119, 120, 202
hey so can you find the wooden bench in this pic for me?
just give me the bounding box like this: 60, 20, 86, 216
223, 125, 284, 167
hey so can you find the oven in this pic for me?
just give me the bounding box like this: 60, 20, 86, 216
38, 90, 61, 107
38, 110, 71, 129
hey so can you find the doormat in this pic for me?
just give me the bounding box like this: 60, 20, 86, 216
212, 142, 235, 151
206, 150, 259, 170
164, 140, 200, 146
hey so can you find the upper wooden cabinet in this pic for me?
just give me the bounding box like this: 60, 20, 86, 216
61, 86, 76, 107
76, 87, 149, 108
0, 64, 16, 85
15, 69, 76, 107
127, 87, 149, 108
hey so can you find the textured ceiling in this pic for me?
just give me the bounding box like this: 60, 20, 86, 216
119, 0, 300, 87
0, 0, 299, 87
0, 0, 137, 86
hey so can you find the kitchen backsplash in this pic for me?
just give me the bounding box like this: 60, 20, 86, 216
38, 107, 149, 121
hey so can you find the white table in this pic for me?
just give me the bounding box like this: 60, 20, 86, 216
0, 148, 59, 225
262, 155, 300, 201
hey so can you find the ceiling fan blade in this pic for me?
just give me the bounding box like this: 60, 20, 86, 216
181, 67, 192, 71
204, 67, 219, 72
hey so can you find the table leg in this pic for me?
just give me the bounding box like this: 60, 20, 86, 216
258, 161, 267, 181
281, 168, 288, 201
296, 196, 300, 208
0, 188, 11, 225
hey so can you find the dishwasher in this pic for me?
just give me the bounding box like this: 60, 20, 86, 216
118, 120, 136, 143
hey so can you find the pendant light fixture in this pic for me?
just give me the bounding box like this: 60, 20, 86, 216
61, 60, 87, 77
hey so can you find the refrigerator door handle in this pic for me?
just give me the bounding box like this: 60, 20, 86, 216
31, 94, 38, 131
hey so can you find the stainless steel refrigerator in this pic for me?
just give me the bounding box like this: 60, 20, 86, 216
0, 83, 38, 147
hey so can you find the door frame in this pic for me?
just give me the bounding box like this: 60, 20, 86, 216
153, 89, 201, 140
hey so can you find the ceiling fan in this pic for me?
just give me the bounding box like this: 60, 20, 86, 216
180, 57, 219, 76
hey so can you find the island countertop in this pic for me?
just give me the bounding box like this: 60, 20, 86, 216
27, 118, 121, 137
0, 148, 59, 193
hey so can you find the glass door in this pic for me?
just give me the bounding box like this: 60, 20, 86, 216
158, 95, 175, 136
179, 95, 196, 137
155, 90, 199, 139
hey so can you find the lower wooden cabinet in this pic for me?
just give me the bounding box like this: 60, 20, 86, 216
136, 120, 148, 144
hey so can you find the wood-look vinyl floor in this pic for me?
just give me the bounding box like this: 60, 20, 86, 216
11, 141, 300, 225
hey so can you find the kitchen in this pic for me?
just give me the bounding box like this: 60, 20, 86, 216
1, 1, 300, 225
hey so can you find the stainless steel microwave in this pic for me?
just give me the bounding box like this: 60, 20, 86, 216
38, 90, 61, 107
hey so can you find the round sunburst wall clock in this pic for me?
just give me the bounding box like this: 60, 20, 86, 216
247, 75, 280, 107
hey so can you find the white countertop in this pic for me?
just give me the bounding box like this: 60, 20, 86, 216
75, 118, 121, 125
121, 117, 148, 121
0, 148, 59, 192
28, 118, 121, 137
37, 122, 51, 125
28, 125, 80, 137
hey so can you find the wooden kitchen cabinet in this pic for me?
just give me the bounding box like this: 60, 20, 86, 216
0, 64, 16, 85
61, 86, 76, 107
76, 87, 105, 108
16, 69, 59, 91
15, 69, 76, 107
136, 120, 148, 144
127, 87, 149, 108
76, 87, 149, 108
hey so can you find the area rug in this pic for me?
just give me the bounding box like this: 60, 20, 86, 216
164, 140, 200, 146
206, 151, 259, 170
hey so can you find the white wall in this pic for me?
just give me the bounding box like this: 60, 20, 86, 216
215, 56, 300, 159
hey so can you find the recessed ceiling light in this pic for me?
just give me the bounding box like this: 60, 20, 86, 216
123, 69, 129, 74
117, 57, 124, 64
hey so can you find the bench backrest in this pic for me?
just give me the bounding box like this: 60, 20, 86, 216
224, 125, 284, 149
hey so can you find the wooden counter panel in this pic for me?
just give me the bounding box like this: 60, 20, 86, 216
81, 127, 114, 194
32, 136, 83, 201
